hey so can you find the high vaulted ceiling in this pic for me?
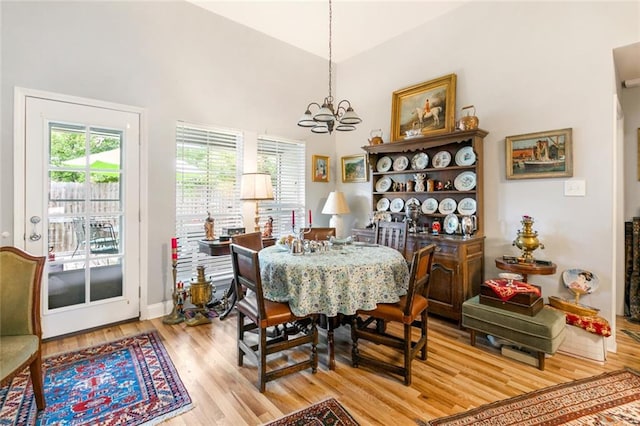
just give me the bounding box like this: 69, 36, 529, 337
190, 1, 639, 84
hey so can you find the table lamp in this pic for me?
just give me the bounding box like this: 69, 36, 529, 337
240, 173, 274, 232
322, 191, 350, 238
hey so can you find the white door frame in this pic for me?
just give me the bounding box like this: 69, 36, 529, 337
13, 87, 150, 325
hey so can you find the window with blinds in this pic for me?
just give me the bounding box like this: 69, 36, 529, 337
175, 122, 243, 285
257, 136, 306, 236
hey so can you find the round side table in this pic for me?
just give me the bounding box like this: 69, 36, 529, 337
495, 258, 557, 283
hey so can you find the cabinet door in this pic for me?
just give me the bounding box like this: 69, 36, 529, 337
428, 255, 460, 320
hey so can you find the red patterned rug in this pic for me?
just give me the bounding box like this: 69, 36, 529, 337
0, 331, 192, 425
423, 368, 640, 425
264, 397, 359, 426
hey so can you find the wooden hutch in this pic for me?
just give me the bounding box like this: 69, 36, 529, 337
353, 129, 487, 324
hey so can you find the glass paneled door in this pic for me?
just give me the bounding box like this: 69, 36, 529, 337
19, 93, 140, 338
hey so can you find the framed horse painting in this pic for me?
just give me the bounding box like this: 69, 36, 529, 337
390, 73, 457, 142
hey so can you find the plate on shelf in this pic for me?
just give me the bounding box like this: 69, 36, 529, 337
432, 150, 452, 168
393, 156, 409, 171
406, 197, 420, 207
444, 214, 459, 235
455, 146, 476, 166
411, 152, 429, 170
457, 198, 477, 215
375, 176, 393, 192
454, 171, 476, 191
376, 198, 390, 211
421, 198, 438, 214
376, 156, 392, 172
390, 198, 405, 213
438, 198, 457, 215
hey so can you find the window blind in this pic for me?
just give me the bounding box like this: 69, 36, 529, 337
257, 136, 306, 236
175, 122, 243, 284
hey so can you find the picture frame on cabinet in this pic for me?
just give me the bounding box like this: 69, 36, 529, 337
312, 154, 330, 183
505, 128, 573, 180
341, 154, 369, 183
390, 73, 457, 142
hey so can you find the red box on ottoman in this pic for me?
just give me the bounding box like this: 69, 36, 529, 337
479, 280, 543, 316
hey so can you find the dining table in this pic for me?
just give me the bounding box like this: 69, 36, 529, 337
259, 242, 410, 369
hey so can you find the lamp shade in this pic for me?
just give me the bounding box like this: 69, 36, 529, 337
322, 191, 350, 215
240, 173, 274, 200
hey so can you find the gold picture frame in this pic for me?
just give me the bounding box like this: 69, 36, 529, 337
390, 73, 457, 142
505, 128, 573, 180
312, 155, 330, 183
341, 154, 369, 183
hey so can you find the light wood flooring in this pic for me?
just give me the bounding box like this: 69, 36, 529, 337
42, 312, 640, 425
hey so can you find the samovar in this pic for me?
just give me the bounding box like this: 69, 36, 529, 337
512, 215, 544, 263
185, 266, 214, 326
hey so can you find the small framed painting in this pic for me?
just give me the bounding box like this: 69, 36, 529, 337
505, 128, 573, 180
390, 73, 457, 141
341, 154, 369, 183
312, 155, 330, 183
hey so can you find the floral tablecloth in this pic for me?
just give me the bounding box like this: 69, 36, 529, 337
259, 244, 409, 317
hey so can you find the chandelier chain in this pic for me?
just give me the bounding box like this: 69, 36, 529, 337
328, 0, 332, 100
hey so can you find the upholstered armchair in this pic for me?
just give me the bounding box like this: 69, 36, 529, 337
0, 246, 46, 410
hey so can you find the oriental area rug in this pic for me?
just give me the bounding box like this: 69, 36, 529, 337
622, 328, 640, 344
0, 331, 192, 426
263, 397, 359, 426
422, 368, 640, 425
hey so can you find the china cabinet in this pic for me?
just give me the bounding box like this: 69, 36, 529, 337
356, 129, 488, 323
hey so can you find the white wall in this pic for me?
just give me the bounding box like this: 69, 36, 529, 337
0, 1, 333, 306
1, 1, 638, 336
335, 1, 639, 340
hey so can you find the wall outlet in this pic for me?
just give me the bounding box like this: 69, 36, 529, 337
564, 180, 586, 196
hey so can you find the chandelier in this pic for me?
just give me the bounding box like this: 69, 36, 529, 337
297, 0, 361, 134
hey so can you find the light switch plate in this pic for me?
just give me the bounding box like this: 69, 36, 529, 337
564, 180, 586, 196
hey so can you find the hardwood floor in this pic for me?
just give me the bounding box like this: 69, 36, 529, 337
42, 313, 640, 425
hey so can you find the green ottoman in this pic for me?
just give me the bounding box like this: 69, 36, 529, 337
462, 296, 566, 370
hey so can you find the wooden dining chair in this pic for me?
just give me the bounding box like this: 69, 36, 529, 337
301, 227, 336, 241
351, 243, 436, 385
375, 220, 409, 260
219, 232, 265, 320
231, 231, 263, 251
0, 246, 46, 410
230, 243, 318, 392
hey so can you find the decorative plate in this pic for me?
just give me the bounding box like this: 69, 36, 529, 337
393, 156, 409, 171
375, 176, 393, 192
376, 198, 390, 211
411, 152, 429, 170
562, 269, 599, 295
421, 198, 438, 214
454, 171, 477, 191
457, 197, 477, 215
406, 197, 420, 207
444, 214, 459, 235
438, 198, 457, 215
432, 150, 452, 168
390, 198, 405, 213
376, 156, 392, 172
455, 146, 476, 166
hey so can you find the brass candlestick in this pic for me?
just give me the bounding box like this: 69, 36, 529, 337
512, 215, 545, 263
163, 243, 184, 324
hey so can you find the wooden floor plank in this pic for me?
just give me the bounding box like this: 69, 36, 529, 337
41, 313, 640, 425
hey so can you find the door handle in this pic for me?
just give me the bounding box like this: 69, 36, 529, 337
29, 216, 42, 241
